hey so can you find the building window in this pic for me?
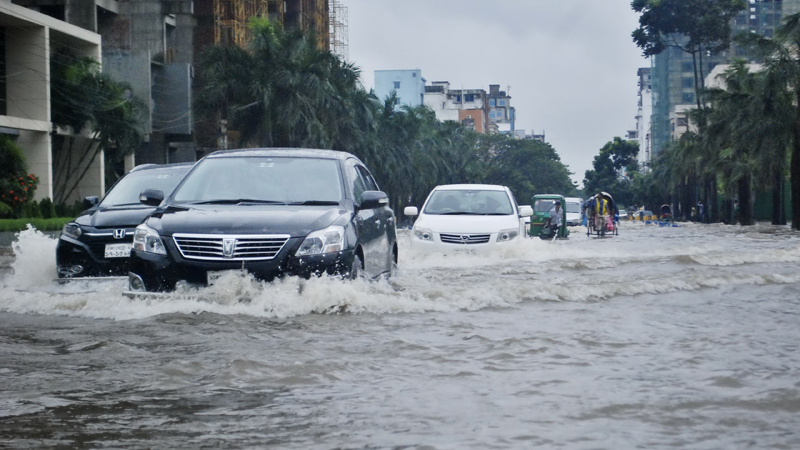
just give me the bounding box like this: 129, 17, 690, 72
394, 81, 400, 89
455, 95, 461, 103
397, 97, 401, 104
682, 77, 694, 88
489, 99, 496, 106
676, 117, 689, 127
682, 93, 695, 104
681, 62, 694, 73
412, 72, 417, 77
489, 111, 495, 119
465, 94, 475, 102
495, 110, 503, 119
499, 100, 506, 106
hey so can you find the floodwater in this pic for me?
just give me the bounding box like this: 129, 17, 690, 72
1, 223, 800, 449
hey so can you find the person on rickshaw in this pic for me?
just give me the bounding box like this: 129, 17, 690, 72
584, 196, 596, 236
660, 204, 673, 223
594, 193, 609, 237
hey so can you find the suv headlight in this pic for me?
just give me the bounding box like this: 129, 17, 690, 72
296, 225, 345, 256
413, 227, 433, 241
132, 224, 167, 255
497, 228, 519, 242
62, 222, 82, 240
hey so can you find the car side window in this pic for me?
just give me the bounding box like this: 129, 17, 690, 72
356, 166, 378, 192
346, 161, 367, 204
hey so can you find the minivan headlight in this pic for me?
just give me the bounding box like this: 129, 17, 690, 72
296, 225, 344, 256
497, 228, 519, 242
132, 224, 167, 255
413, 227, 433, 241
62, 222, 82, 240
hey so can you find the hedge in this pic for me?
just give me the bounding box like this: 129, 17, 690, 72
0, 218, 73, 232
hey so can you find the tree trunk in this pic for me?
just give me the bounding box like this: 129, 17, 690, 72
773, 170, 786, 225
708, 176, 718, 223
738, 173, 754, 226
793, 92, 800, 229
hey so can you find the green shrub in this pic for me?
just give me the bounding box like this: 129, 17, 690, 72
23, 201, 41, 219
0, 201, 13, 219
55, 201, 84, 218
0, 217, 74, 232
39, 198, 55, 219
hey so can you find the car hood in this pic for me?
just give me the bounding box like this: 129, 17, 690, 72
149, 204, 348, 237
415, 214, 519, 233
75, 206, 156, 229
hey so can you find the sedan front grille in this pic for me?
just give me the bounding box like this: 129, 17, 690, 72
173, 234, 290, 260
439, 233, 491, 245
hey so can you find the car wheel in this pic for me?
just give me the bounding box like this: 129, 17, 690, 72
348, 253, 364, 281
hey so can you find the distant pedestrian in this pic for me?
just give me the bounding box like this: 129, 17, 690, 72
594, 193, 608, 237
697, 201, 704, 223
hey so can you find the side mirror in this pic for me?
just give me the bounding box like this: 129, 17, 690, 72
82, 196, 99, 210
404, 206, 419, 216
359, 190, 389, 209
519, 205, 533, 217
139, 189, 165, 207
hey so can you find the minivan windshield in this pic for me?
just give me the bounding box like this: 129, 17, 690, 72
100, 168, 189, 207
566, 202, 581, 214
423, 189, 513, 215
172, 156, 343, 204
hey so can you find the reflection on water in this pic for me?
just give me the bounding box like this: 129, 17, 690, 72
1, 223, 800, 449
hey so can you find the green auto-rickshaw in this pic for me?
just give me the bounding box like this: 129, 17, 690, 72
529, 194, 570, 239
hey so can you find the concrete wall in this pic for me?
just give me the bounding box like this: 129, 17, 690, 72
16, 130, 52, 200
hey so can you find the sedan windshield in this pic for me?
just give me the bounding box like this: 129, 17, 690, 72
172, 157, 343, 204
423, 190, 513, 215
100, 169, 188, 207
566, 202, 581, 214
533, 199, 556, 213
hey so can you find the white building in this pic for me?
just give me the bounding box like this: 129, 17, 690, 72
635, 67, 653, 168
0, 2, 102, 202
423, 81, 490, 133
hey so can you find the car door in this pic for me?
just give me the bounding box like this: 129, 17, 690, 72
346, 159, 380, 276
357, 165, 394, 273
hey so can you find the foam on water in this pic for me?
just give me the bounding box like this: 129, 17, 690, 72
2, 223, 799, 320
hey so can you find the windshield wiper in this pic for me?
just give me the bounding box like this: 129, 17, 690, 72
480, 213, 512, 216
193, 199, 286, 205
286, 200, 340, 206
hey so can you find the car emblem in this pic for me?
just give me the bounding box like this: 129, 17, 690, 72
223, 238, 236, 258
113, 229, 126, 239
460, 235, 470, 242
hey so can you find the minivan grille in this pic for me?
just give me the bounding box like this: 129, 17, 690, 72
439, 233, 491, 245
173, 234, 290, 260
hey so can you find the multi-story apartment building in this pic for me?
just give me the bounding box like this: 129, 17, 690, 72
374, 69, 426, 107
0, 1, 102, 202
487, 84, 514, 134
650, 0, 800, 156
8, 0, 339, 201
635, 67, 653, 168
422, 81, 490, 133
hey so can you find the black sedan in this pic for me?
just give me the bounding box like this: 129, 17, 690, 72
56, 163, 193, 278
127, 149, 398, 293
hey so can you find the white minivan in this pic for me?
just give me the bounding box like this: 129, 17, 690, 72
404, 184, 533, 252
565, 197, 583, 226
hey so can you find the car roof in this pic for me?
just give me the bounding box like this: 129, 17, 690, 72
433, 184, 507, 191
129, 162, 194, 173
205, 148, 356, 161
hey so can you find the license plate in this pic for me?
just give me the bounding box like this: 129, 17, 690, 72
207, 269, 247, 286
104, 243, 132, 258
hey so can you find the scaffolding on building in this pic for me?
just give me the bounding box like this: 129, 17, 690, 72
329, 0, 348, 60
214, 0, 271, 47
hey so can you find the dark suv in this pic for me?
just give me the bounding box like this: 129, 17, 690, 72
127, 149, 398, 292
56, 163, 193, 278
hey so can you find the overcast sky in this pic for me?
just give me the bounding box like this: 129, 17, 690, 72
343, 0, 649, 186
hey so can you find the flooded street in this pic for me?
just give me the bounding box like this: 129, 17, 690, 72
2, 223, 800, 449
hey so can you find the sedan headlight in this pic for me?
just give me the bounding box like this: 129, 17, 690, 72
132, 224, 167, 255
62, 222, 82, 240
296, 225, 344, 256
413, 227, 433, 241
496, 228, 519, 242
